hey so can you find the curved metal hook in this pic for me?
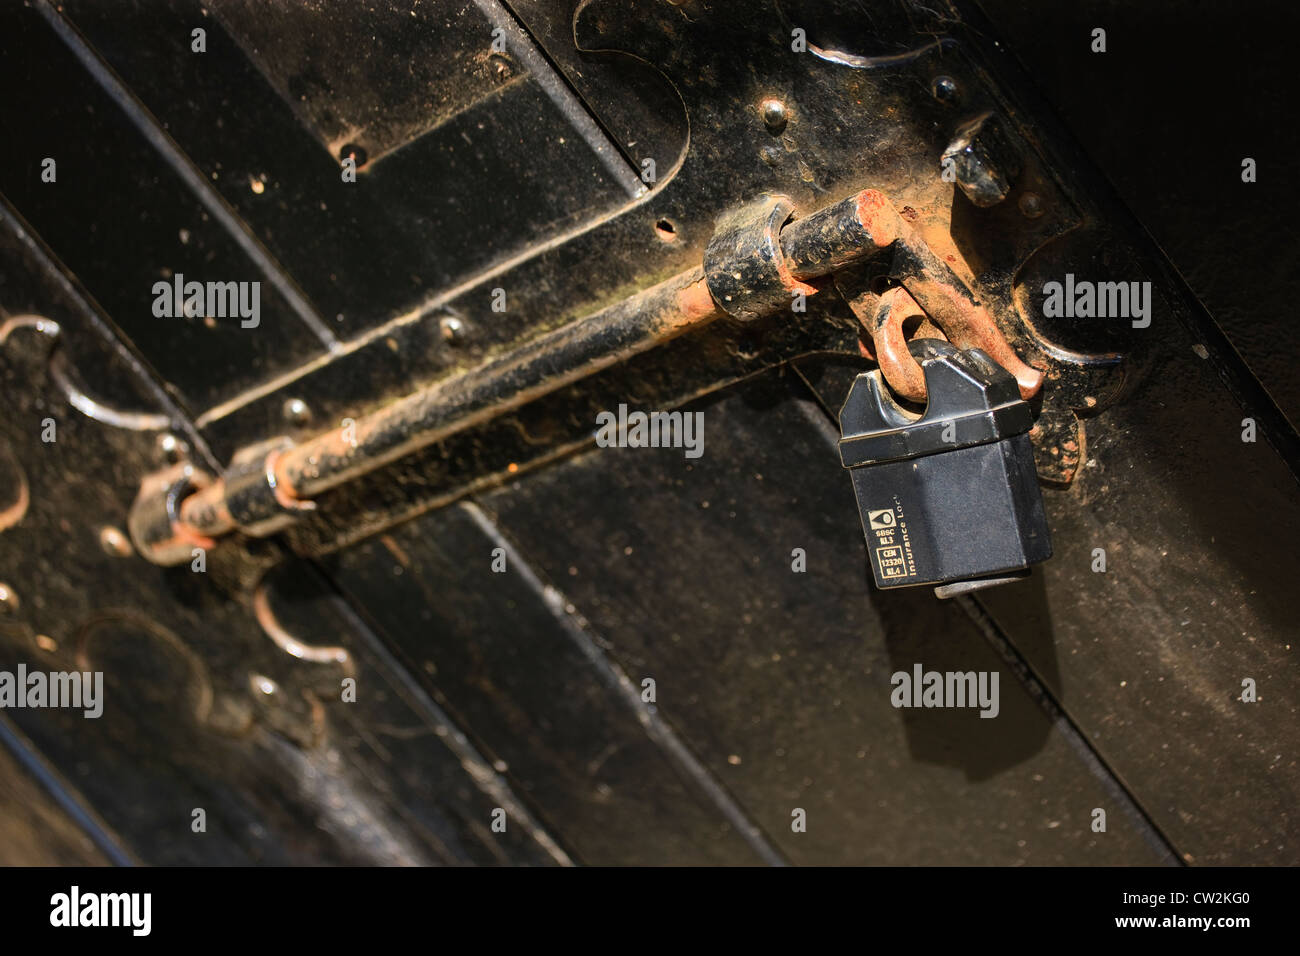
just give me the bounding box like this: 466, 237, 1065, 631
0, 315, 171, 431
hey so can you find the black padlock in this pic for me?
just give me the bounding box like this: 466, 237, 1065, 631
838, 339, 1051, 597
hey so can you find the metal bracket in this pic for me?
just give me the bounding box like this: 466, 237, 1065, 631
704, 194, 817, 320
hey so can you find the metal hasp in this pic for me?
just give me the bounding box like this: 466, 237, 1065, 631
129, 188, 1048, 567
838, 339, 1052, 597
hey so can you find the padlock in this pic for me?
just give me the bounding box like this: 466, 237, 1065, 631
838, 339, 1052, 597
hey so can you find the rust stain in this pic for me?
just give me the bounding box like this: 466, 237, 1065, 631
673, 276, 723, 328
854, 189, 903, 247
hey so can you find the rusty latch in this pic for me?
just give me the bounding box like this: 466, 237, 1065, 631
129, 188, 1044, 566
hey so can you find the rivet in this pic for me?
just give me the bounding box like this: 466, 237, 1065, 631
760, 98, 788, 133
99, 526, 134, 558
1018, 191, 1044, 219
283, 398, 312, 426
0, 582, 17, 614
932, 76, 959, 103
440, 315, 465, 344
157, 433, 188, 464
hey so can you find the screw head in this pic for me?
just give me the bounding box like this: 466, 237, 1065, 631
760, 98, 788, 133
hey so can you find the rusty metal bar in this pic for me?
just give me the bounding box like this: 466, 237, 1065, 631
890, 230, 1044, 399
779, 188, 903, 278
175, 268, 721, 541
131, 188, 1042, 564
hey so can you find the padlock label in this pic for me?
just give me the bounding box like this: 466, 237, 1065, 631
867, 500, 917, 582
875, 545, 909, 579
867, 509, 895, 530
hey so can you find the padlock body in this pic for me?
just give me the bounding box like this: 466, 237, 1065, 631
848, 434, 1051, 589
